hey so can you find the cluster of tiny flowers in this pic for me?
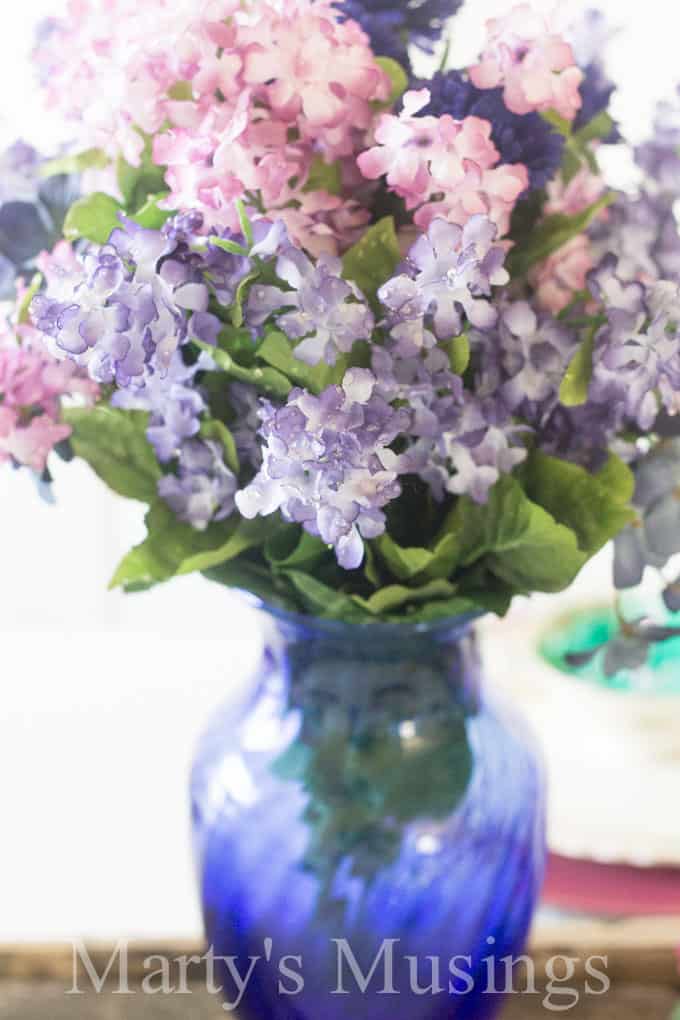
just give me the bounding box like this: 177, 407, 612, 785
591, 90, 680, 286
530, 256, 680, 469
337, 0, 464, 69
421, 70, 565, 193
247, 246, 375, 366
0, 332, 98, 473
469, 4, 583, 122
236, 369, 409, 569
158, 438, 238, 531
31, 218, 219, 388
613, 440, 680, 598
35, 0, 389, 254
358, 90, 529, 236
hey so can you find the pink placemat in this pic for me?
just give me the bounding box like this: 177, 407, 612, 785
543, 853, 680, 916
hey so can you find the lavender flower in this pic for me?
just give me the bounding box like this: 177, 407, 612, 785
247, 247, 374, 366
158, 439, 237, 531
235, 369, 409, 569
421, 71, 565, 191
613, 440, 680, 589
410, 400, 528, 505
337, 0, 463, 68
111, 351, 212, 463
32, 217, 222, 387
495, 301, 578, 411
636, 89, 680, 196
382, 217, 508, 344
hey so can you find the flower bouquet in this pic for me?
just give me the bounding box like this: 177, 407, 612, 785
0, 0, 672, 641
4, 1, 680, 1014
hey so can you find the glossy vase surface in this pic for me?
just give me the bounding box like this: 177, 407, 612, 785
191, 607, 546, 1019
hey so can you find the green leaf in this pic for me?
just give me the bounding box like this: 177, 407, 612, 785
523, 452, 635, 557
257, 330, 345, 394
195, 339, 293, 398
342, 216, 400, 309
282, 570, 370, 621
63, 407, 160, 503
235, 199, 254, 248
110, 503, 273, 588
305, 155, 342, 196
231, 270, 259, 328
199, 419, 240, 474
351, 579, 458, 616
374, 534, 434, 581
168, 81, 193, 101
574, 111, 616, 146
443, 476, 589, 593
559, 327, 596, 406
63, 193, 122, 245
17, 273, 43, 325
210, 236, 250, 257
375, 57, 409, 108
40, 148, 109, 178
264, 528, 329, 570
203, 557, 297, 609
444, 334, 470, 375
116, 133, 167, 213
130, 194, 173, 229
541, 110, 572, 136
506, 194, 613, 278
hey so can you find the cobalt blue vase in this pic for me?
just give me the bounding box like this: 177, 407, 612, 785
191, 606, 546, 1019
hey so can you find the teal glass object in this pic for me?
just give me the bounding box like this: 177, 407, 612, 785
191, 606, 546, 1019
540, 593, 680, 694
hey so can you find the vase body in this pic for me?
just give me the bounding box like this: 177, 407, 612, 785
191, 608, 546, 1019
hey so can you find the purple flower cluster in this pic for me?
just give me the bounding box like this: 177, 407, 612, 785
421, 71, 565, 191
381, 216, 509, 346
158, 438, 238, 531
247, 247, 374, 366
536, 257, 680, 466
236, 369, 409, 569
337, 0, 464, 69
111, 350, 213, 463
31, 218, 219, 387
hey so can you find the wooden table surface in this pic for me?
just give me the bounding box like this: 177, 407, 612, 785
2, 918, 678, 1018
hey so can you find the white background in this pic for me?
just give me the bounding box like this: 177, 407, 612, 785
0, 0, 678, 940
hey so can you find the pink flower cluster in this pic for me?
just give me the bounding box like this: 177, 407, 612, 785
532, 169, 608, 313
0, 250, 98, 473
470, 4, 583, 122
36, 0, 390, 254
357, 90, 528, 236
0, 339, 97, 472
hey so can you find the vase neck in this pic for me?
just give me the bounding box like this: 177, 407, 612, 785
259, 612, 482, 733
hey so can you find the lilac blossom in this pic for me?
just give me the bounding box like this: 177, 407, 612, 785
613, 440, 680, 590
111, 351, 213, 463
235, 369, 409, 569
337, 0, 464, 69
247, 248, 374, 366
420, 71, 565, 191
31, 217, 222, 387
409, 399, 528, 505
383, 217, 509, 344
495, 301, 578, 411
158, 439, 237, 531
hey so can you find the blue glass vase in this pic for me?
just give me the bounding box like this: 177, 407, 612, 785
191, 607, 546, 1019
